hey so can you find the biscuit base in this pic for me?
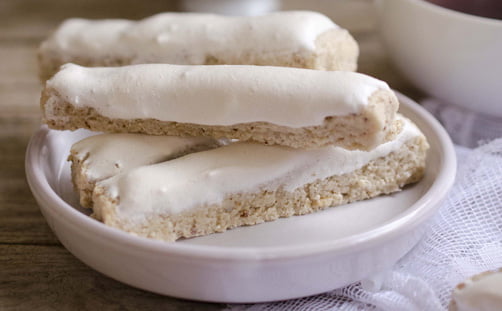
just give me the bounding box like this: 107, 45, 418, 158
91, 136, 428, 242
42, 89, 399, 151
38, 28, 358, 81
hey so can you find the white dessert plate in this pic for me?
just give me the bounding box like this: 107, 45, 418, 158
25, 92, 456, 303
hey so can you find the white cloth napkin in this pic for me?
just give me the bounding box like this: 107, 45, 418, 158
227, 100, 502, 311
421, 99, 502, 148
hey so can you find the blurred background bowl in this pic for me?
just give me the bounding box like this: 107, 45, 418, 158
376, 0, 502, 117
180, 0, 280, 16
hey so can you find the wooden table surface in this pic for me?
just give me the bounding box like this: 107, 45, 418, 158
0, 0, 420, 309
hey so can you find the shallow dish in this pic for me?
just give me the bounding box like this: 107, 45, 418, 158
25, 92, 456, 303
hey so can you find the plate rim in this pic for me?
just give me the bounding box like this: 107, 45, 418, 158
25, 91, 456, 261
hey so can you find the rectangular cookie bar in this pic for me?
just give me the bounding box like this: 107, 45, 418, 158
88, 116, 428, 242
41, 63, 400, 150
449, 268, 502, 311
69, 134, 220, 208
38, 11, 358, 81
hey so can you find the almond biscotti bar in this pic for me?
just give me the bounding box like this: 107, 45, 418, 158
41, 63, 400, 150
38, 11, 358, 81
88, 116, 428, 242
449, 268, 502, 311
69, 134, 221, 209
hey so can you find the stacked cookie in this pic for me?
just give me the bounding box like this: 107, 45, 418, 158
39, 11, 428, 241
38, 11, 358, 80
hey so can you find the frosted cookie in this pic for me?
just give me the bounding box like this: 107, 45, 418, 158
89, 116, 428, 242
41, 63, 399, 150
69, 134, 220, 208
38, 11, 358, 81
449, 268, 502, 311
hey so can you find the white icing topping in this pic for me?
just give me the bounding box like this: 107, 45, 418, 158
40, 11, 337, 64
47, 63, 389, 127
453, 271, 502, 311
71, 134, 218, 182
97, 116, 422, 219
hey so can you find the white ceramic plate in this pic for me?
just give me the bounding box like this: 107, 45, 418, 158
26, 92, 456, 303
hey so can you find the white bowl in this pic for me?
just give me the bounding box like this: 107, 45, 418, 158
376, 0, 502, 117
180, 0, 280, 16
25, 93, 456, 303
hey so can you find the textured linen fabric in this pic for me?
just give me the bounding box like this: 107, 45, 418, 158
227, 100, 502, 311
422, 99, 502, 148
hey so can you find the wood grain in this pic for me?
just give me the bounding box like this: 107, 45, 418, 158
0, 245, 225, 310
0, 116, 57, 245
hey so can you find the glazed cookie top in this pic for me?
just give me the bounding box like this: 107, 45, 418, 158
451, 269, 502, 311
71, 134, 219, 181
96, 116, 423, 219
39, 11, 337, 64
46, 63, 392, 127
